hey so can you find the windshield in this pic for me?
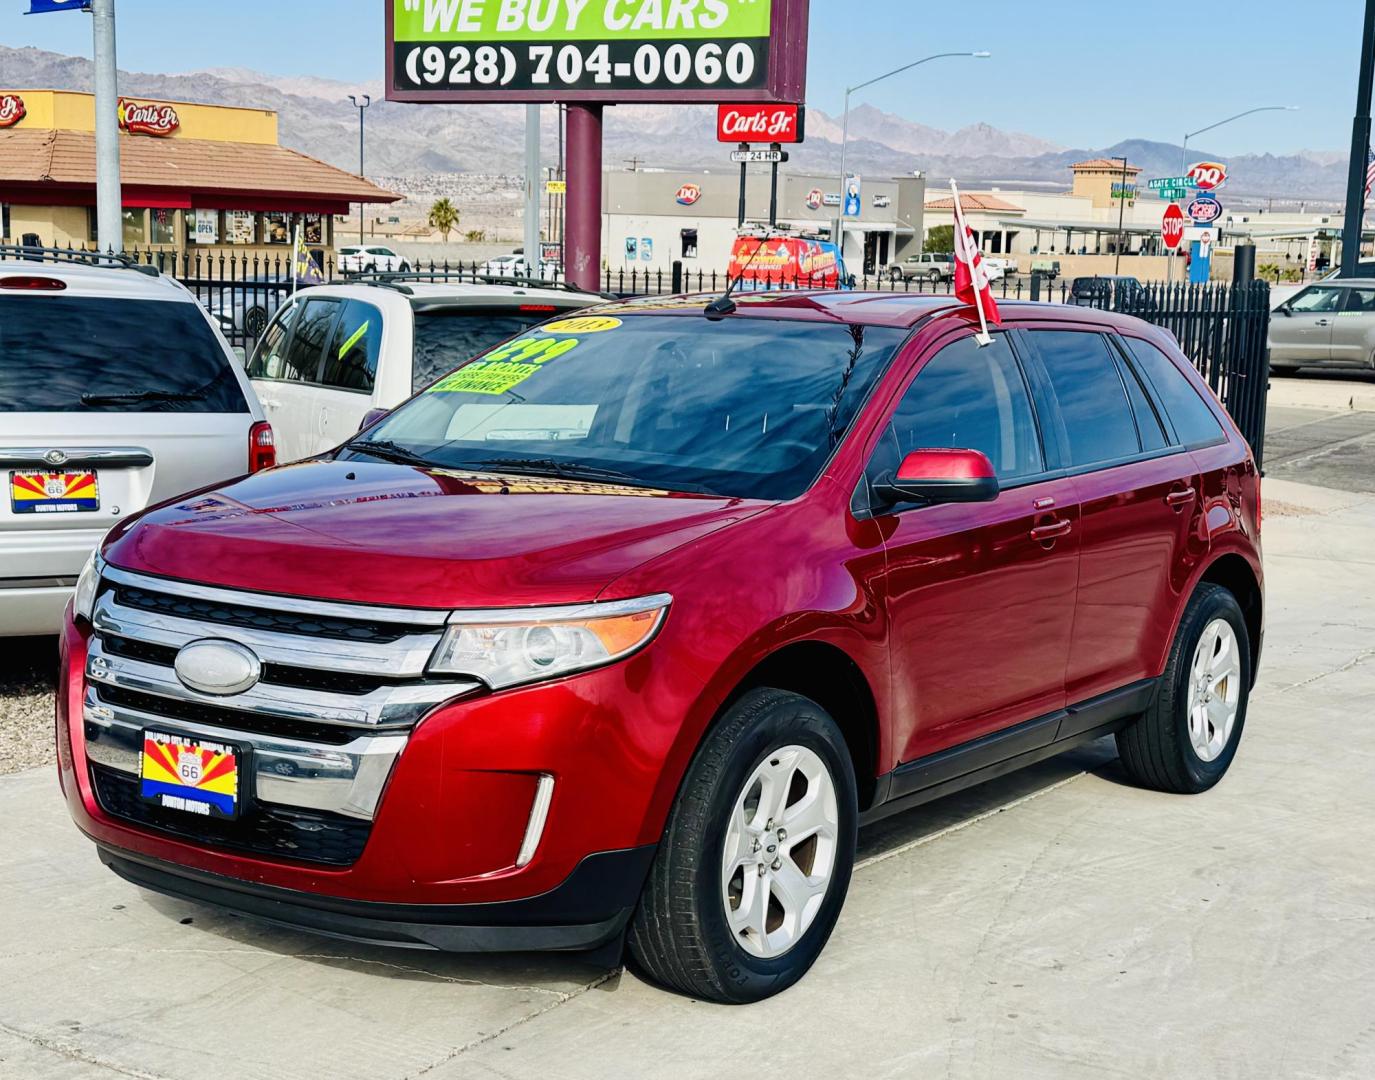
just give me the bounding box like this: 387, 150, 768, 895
350, 313, 906, 500
0, 295, 247, 413
411, 307, 587, 392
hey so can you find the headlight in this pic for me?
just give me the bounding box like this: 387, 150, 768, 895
73, 550, 105, 624
428, 594, 672, 689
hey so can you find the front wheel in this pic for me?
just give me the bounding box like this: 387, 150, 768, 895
1116, 583, 1251, 794
628, 688, 858, 1003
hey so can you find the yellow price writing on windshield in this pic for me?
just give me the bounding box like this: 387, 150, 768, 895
428, 335, 580, 396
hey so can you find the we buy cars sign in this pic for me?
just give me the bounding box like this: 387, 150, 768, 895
717, 102, 804, 143
387, 0, 810, 103
1161, 203, 1186, 250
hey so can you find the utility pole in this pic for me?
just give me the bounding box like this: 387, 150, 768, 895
1115, 156, 1129, 274
524, 104, 540, 280
90, 0, 122, 253
1342, 0, 1375, 277
348, 94, 371, 244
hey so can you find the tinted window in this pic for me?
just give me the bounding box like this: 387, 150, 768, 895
273, 299, 336, 384
1124, 337, 1226, 447
321, 300, 382, 392
411, 308, 577, 392
0, 296, 247, 413
1345, 287, 1375, 312
1030, 331, 1140, 466
1116, 347, 1169, 452
1290, 286, 1343, 313
356, 315, 906, 501
246, 302, 299, 380
890, 333, 1043, 481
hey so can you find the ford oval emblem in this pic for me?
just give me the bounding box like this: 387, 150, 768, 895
173, 639, 261, 697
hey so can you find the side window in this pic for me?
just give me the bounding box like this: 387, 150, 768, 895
889, 333, 1043, 482
1028, 331, 1140, 467
245, 302, 300, 381
320, 300, 382, 393
1290, 286, 1343, 313
1123, 337, 1226, 448
278, 298, 338, 385
1345, 287, 1375, 312
1113, 342, 1169, 453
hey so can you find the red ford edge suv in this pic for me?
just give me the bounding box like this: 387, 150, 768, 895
58, 295, 1262, 1003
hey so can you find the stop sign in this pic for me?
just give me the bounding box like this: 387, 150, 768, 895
1162, 203, 1186, 250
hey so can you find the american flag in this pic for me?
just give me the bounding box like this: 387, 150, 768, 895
1366, 146, 1375, 204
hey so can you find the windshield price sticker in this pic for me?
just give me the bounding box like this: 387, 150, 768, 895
540, 315, 622, 333
391, 0, 773, 98
428, 334, 581, 395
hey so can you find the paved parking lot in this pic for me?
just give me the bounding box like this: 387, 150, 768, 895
3, 377, 1375, 1078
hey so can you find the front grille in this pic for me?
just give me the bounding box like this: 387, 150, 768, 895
111, 583, 430, 644
91, 764, 371, 867
92, 684, 361, 746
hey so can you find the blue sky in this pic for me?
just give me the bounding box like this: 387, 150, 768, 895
0, 0, 1356, 154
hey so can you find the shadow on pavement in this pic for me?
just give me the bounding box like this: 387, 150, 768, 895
0, 634, 58, 694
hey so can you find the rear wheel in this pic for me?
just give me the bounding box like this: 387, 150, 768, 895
628, 688, 858, 1003
1116, 583, 1251, 794
889, 267, 903, 283
243, 306, 268, 339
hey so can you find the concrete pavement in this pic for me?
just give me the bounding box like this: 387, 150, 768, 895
2, 476, 1374, 1079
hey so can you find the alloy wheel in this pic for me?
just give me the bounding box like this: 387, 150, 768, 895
721, 744, 839, 959
1187, 618, 1242, 762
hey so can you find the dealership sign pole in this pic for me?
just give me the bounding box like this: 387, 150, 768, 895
386, 0, 809, 290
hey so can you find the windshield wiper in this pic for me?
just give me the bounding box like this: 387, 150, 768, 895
81, 389, 207, 406
471, 457, 640, 483
346, 439, 436, 467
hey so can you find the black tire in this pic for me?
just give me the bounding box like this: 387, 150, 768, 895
926, 269, 942, 284
889, 267, 903, 283
628, 688, 858, 1004
1116, 583, 1252, 794
243, 306, 269, 339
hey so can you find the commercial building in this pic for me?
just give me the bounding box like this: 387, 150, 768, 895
601, 169, 925, 274
0, 90, 398, 259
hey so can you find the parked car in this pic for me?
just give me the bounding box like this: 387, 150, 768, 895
338, 245, 410, 274
1069, 275, 1155, 312
1269, 278, 1375, 371
1030, 258, 1062, 280
478, 253, 560, 281
0, 248, 273, 636
60, 291, 1261, 1003
985, 256, 1018, 279
199, 279, 291, 340
1271, 260, 1375, 309
887, 252, 954, 284
246, 279, 603, 462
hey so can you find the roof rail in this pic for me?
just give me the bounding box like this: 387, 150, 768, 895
344, 268, 616, 301
0, 245, 161, 277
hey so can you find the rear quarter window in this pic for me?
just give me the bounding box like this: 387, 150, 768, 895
0, 294, 247, 413
1123, 337, 1227, 448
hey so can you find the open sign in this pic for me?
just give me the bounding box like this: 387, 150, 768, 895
1186, 161, 1228, 191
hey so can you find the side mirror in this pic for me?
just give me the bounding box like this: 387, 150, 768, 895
876, 448, 999, 505
358, 407, 390, 432
1277, 302, 1292, 316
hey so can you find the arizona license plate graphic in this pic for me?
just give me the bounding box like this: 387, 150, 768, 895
10, 470, 100, 514
140, 732, 239, 819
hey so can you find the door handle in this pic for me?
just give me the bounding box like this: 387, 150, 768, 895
1165, 487, 1197, 509
1030, 518, 1073, 543
1315, 319, 1330, 326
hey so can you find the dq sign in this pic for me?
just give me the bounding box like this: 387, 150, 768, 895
118, 99, 180, 137
1186, 160, 1228, 191
717, 103, 804, 143
387, 0, 809, 104
675, 182, 702, 206
0, 94, 26, 128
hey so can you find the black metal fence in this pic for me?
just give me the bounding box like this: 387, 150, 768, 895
29, 245, 1273, 465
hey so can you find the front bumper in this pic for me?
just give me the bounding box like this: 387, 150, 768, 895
99, 842, 655, 952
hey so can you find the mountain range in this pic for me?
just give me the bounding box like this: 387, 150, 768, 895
0, 44, 1350, 203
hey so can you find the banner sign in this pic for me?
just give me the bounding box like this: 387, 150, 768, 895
27, 0, 91, 12
717, 102, 803, 143
387, 0, 809, 104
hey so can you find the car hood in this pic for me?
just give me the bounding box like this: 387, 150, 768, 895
104, 460, 767, 609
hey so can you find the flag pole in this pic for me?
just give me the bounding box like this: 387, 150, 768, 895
950, 178, 993, 346
292, 223, 301, 298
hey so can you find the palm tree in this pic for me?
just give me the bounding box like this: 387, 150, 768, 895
428, 198, 459, 243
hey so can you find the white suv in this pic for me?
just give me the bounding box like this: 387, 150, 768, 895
338, 245, 409, 274
0, 250, 273, 636
245, 278, 603, 462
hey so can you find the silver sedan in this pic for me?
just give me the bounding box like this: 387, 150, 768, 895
1269, 278, 1375, 371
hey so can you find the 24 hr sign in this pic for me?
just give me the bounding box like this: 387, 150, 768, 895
388, 0, 802, 103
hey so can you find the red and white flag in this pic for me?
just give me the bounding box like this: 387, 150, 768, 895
950, 179, 1001, 345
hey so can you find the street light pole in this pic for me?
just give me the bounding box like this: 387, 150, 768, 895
90, 0, 122, 254
835, 51, 990, 269
1180, 105, 1299, 175
348, 94, 371, 244
1115, 156, 1129, 274
1342, 0, 1375, 278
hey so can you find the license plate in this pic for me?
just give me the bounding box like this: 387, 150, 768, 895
140, 732, 240, 820
10, 470, 100, 514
